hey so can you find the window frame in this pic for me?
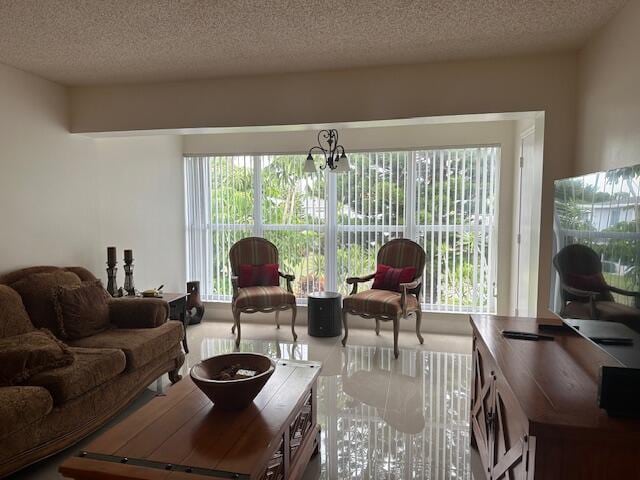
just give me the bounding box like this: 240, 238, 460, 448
185, 143, 500, 313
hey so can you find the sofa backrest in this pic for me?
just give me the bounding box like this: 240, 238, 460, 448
0, 266, 97, 286
0, 267, 98, 337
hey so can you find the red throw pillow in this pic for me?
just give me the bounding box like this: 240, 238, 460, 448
238, 264, 280, 288
372, 264, 417, 292
565, 272, 608, 293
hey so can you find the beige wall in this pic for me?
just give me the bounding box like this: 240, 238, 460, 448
93, 136, 185, 292
0, 62, 97, 271
0, 62, 185, 291
577, 0, 640, 174
72, 53, 578, 316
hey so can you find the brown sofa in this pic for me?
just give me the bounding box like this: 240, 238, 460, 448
0, 266, 185, 478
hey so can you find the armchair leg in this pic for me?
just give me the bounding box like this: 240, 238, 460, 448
341, 309, 349, 347
233, 309, 241, 348
416, 309, 424, 344
291, 306, 297, 342
375, 319, 381, 336
231, 309, 236, 334
393, 317, 400, 359
275, 310, 280, 329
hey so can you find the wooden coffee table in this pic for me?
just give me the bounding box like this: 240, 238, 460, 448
60, 359, 321, 480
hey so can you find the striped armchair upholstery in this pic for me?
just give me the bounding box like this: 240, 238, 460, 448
229, 237, 297, 346
342, 238, 426, 358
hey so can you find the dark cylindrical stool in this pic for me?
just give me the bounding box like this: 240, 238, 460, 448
307, 291, 342, 337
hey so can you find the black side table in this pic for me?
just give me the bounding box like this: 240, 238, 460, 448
307, 291, 342, 337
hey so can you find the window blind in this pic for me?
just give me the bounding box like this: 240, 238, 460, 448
185, 146, 499, 313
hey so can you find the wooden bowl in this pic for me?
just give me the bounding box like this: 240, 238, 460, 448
190, 353, 276, 410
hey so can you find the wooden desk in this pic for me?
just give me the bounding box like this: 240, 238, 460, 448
470, 315, 640, 480
60, 359, 321, 480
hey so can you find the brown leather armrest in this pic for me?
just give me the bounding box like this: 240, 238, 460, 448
108, 298, 169, 329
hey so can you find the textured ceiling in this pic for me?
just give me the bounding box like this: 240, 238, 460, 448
0, 0, 627, 86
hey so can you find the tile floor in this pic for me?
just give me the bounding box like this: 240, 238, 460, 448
16, 320, 473, 480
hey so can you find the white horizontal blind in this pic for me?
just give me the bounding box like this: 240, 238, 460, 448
185, 146, 499, 312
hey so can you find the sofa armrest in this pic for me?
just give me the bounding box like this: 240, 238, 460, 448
108, 298, 169, 329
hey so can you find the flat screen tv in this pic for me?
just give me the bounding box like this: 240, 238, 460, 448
551, 163, 640, 340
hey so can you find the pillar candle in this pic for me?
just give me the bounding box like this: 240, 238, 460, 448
107, 246, 117, 265
124, 249, 133, 264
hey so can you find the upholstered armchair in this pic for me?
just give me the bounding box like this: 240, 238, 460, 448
229, 237, 297, 346
342, 238, 426, 358
553, 244, 640, 329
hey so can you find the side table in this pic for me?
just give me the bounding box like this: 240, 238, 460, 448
307, 291, 342, 337
162, 293, 190, 353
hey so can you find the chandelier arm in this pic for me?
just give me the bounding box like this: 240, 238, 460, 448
318, 130, 330, 150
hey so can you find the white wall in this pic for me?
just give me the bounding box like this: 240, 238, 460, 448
92, 136, 185, 292
0, 62, 97, 271
577, 0, 640, 174
0, 62, 185, 293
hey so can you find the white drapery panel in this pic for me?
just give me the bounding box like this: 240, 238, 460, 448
185, 147, 499, 313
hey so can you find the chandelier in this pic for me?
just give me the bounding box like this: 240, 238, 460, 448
304, 129, 350, 174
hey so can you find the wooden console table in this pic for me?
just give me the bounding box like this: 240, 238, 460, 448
470, 315, 640, 480
60, 359, 321, 480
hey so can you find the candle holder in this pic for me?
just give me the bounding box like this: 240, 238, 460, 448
106, 261, 119, 297
123, 254, 136, 296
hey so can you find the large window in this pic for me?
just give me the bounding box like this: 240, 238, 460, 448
185, 146, 499, 313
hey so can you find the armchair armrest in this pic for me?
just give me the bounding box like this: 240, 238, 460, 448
561, 282, 600, 299
400, 276, 422, 316
346, 273, 376, 295
609, 286, 640, 298
279, 271, 295, 293
400, 277, 422, 291
108, 298, 169, 329
560, 281, 600, 319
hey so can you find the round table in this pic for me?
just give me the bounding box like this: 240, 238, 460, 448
307, 291, 342, 337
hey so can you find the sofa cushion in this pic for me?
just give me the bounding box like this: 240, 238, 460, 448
28, 347, 126, 405
53, 281, 111, 340
68, 321, 184, 371
343, 289, 420, 317
0, 285, 34, 338
0, 330, 74, 386
0, 386, 53, 440
11, 271, 82, 336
